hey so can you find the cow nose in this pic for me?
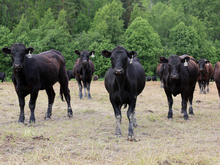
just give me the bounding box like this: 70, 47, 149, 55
199, 68, 203, 71
115, 68, 123, 74
82, 60, 87, 64
14, 64, 21, 69
171, 74, 178, 79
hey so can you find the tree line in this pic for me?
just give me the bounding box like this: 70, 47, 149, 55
0, 0, 220, 79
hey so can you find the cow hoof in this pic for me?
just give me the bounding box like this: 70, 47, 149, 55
115, 134, 121, 138
127, 136, 135, 141
68, 113, 73, 118
45, 118, 50, 121
29, 119, 35, 123
18, 120, 24, 123
133, 123, 138, 128
184, 116, 188, 120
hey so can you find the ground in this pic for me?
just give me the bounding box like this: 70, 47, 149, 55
0, 80, 220, 164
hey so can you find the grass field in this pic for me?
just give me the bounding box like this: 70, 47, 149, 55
0, 80, 220, 165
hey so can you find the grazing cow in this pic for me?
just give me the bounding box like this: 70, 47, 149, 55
93, 75, 98, 81
147, 76, 151, 81
102, 45, 145, 139
197, 58, 210, 94
152, 75, 157, 81
0, 72, 6, 82
73, 50, 95, 99
160, 55, 199, 120
214, 62, 220, 108
2, 43, 73, 123
67, 70, 75, 80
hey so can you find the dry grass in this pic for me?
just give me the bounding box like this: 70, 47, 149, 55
0, 80, 220, 165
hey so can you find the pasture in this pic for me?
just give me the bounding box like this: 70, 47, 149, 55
0, 81, 220, 164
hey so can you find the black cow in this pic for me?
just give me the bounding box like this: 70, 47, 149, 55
152, 75, 157, 81
67, 70, 75, 80
73, 50, 95, 99
102, 45, 145, 140
2, 43, 73, 123
197, 58, 210, 94
160, 55, 199, 120
0, 72, 6, 82
147, 76, 151, 81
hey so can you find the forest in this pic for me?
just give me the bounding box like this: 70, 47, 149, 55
0, 0, 220, 79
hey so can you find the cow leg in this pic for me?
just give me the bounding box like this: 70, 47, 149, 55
181, 92, 189, 120
110, 95, 121, 137
207, 80, 209, 93
87, 83, 92, 100
18, 96, 25, 123
165, 89, 173, 119
188, 85, 196, 115
160, 79, 164, 88
45, 87, 55, 120
198, 81, 202, 94
29, 88, 39, 123
127, 97, 137, 140
203, 81, 206, 94
83, 81, 87, 97
58, 69, 73, 118
77, 79, 83, 99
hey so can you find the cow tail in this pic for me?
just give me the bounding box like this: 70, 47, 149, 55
60, 86, 65, 102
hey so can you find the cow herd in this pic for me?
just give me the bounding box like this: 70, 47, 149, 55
1, 43, 220, 139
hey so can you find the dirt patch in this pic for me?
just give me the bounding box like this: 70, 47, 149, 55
0, 81, 220, 164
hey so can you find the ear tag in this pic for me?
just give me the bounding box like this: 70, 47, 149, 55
207, 63, 209, 66
27, 51, 32, 58
184, 59, 188, 66
130, 55, 134, 64
91, 52, 95, 58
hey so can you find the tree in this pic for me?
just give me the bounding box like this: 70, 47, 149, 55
90, 0, 124, 45
124, 17, 163, 76
169, 22, 201, 58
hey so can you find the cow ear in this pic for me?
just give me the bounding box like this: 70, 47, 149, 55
159, 57, 168, 63
128, 50, 137, 59
89, 51, 95, 57
181, 56, 190, 63
101, 50, 111, 58
205, 60, 210, 64
2, 47, 11, 54
75, 50, 80, 55
25, 47, 34, 54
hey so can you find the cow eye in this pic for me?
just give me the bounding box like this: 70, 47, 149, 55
168, 64, 171, 68
111, 58, 114, 62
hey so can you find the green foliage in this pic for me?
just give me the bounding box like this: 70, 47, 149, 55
0, 0, 220, 79
90, 0, 124, 45
124, 17, 163, 76
169, 22, 201, 57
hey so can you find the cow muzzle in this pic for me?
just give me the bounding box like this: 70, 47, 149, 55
171, 74, 179, 80
114, 68, 123, 75
82, 60, 88, 65
13, 64, 22, 72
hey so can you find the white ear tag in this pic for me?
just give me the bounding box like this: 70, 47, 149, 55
184, 59, 188, 66
27, 51, 32, 58
130, 55, 134, 64
91, 52, 95, 58
207, 63, 209, 66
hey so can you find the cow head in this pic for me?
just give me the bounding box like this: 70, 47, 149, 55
75, 50, 95, 66
160, 55, 190, 80
196, 58, 209, 72
101, 45, 137, 75
2, 43, 34, 72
